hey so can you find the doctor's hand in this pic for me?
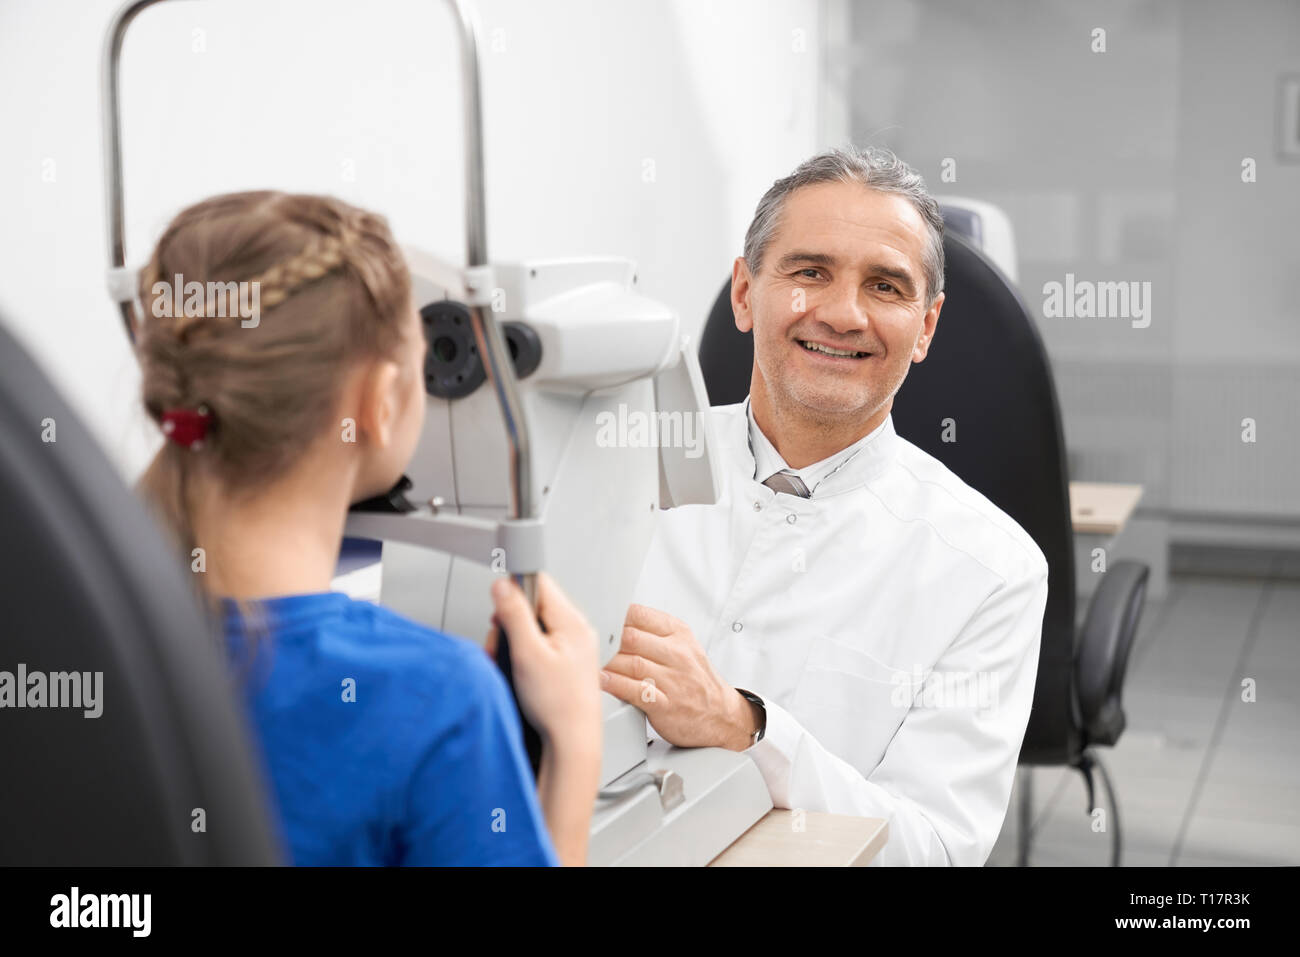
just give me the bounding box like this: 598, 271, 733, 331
601, 603, 760, 752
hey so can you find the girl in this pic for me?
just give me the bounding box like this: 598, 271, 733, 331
134, 190, 601, 866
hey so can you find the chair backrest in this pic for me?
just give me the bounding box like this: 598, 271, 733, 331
0, 317, 282, 864
697, 232, 1079, 765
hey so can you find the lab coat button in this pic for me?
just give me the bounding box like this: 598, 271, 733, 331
786, 513, 797, 524
731, 620, 743, 632
752, 501, 762, 511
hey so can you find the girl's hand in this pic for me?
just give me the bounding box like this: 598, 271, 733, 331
487, 572, 601, 749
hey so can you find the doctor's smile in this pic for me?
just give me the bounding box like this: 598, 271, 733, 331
796, 338, 872, 359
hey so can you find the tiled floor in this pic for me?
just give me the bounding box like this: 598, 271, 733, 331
987, 573, 1300, 866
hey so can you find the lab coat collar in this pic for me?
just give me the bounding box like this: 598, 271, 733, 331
729, 396, 900, 503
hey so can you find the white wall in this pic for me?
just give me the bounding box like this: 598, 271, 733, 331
1167, 0, 1300, 519
0, 0, 822, 481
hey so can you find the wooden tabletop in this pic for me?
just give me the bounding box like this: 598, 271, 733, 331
1069, 482, 1144, 536
708, 809, 888, 866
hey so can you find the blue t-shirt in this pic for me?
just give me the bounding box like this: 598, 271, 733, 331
222, 592, 559, 866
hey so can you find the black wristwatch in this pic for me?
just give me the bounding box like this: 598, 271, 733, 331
734, 687, 767, 746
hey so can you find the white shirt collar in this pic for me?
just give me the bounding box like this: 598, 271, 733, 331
744, 395, 896, 498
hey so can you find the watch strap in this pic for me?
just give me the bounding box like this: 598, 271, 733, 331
734, 687, 767, 745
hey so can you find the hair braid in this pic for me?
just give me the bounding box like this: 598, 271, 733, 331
138, 223, 364, 341
250, 227, 360, 310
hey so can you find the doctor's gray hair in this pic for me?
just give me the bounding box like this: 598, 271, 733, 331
742, 145, 946, 308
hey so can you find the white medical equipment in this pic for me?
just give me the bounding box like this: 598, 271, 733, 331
101, 0, 771, 865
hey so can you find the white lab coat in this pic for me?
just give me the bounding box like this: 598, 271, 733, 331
632, 401, 1048, 866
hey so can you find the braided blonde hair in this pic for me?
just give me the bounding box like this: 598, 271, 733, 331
135, 191, 412, 594
248, 227, 360, 310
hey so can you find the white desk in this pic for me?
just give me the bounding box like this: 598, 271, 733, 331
709, 810, 888, 867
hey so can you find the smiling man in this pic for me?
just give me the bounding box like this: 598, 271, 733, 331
610, 146, 1049, 866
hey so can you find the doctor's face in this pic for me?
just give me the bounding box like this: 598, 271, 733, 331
733, 181, 943, 426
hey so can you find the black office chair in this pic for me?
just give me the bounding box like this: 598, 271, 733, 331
697, 230, 1149, 867
0, 316, 281, 864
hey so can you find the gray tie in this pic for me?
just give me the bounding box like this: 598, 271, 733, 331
762, 470, 810, 498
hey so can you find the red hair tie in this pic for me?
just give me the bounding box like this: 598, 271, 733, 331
160, 406, 213, 449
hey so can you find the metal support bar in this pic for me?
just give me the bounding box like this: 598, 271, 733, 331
101, 0, 172, 343
345, 511, 544, 574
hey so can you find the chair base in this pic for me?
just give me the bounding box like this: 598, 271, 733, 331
1015, 750, 1122, 867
